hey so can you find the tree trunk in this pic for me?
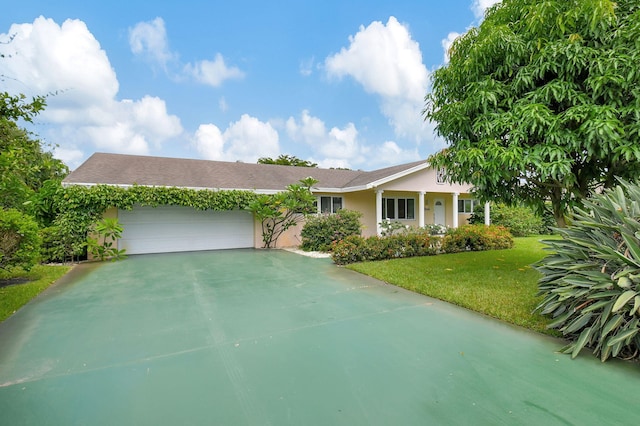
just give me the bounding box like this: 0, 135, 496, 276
550, 187, 567, 228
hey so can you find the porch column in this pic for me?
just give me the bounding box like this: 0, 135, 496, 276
376, 189, 384, 236
418, 191, 425, 228
484, 202, 491, 225
452, 192, 459, 228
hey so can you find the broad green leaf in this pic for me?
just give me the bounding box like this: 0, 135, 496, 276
607, 328, 639, 347
572, 327, 593, 359
612, 290, 637, 312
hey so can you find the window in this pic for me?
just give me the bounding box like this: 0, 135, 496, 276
458, 199, 477, 214
436, 168, 446, 184
382, 198, 415, 220
318, 196, 342, 214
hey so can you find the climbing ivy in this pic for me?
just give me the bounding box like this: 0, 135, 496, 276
51, 184, 260, 260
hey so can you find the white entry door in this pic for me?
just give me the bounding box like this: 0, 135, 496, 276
434, 199, 445, 225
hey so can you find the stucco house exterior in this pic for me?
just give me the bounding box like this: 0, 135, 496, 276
63, 152, 487, 255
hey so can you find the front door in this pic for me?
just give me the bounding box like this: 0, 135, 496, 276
434, 199, 445, 225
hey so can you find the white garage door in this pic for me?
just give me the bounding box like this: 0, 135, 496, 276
118, 206, 254, 254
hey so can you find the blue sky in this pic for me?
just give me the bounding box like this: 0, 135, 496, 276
1, 0, 498, 170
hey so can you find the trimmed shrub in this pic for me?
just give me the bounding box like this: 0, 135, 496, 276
441, 224, 514, 253
0, 209, 41, 271
301, 210, 362, 252
331, 230, 440, 265
535, 181, 640, 361
470, 203, 544, 236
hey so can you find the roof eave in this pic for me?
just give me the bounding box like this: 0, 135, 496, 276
366, 161, 431, 188
61, 182, 282, 194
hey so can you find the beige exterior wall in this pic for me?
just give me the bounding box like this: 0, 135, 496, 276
254, 216, 305, 249
379, 168, 473, 193
89, 207, 119, 260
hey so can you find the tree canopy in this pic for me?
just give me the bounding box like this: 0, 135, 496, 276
257, 154, 318, 168
0, 92, 68, 212
424, 0, 640, 226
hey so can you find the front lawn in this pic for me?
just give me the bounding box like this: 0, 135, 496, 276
0, 265, 72, 322
347, 236, 558, 334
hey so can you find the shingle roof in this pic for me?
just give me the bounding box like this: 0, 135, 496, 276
63, 152, 428, 192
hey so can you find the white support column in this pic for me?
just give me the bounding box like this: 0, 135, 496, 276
376, 189, 384, 236
418, 191, 425, 228
484, 202, 491, 225
452, 192, 459, 228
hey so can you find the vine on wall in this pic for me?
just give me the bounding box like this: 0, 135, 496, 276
50, 184, 260, 260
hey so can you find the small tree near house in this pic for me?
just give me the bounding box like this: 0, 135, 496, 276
249, 177, 318, 248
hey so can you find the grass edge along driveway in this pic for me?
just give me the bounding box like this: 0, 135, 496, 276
0, 264, 72, 323
347, 236, 555, 335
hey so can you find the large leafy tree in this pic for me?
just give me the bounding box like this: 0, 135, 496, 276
424, 0, 640, 226
0, 92, 68, 212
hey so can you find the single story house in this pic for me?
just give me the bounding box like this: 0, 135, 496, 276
63, 152, 488, 255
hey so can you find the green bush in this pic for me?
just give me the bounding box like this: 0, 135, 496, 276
470, 203, 543, 236
0, 209, 41, 271
331, 230, 440, 265
301, 210, 362, 252
441, 224, 514, 253
535, 181, 640, 362
87, 218, 127, 261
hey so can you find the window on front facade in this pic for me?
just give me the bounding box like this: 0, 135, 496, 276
319, 196, 342, 214
458, 199, 477, 214
382, 198, 415, 220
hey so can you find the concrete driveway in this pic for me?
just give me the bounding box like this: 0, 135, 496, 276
0, 249, 638, 425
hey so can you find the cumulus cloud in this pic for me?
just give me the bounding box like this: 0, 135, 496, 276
472, 0, 502, 19
194, 114, 280, 162
183, 53, 244, 87
0, 17, 183, 168
285, 110, 420, 169
441, 32, 461, 64
128, 17, 175, 68
325, 16, 432, 146
129, 18, 244, 88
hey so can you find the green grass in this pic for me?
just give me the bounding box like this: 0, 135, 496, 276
0, 264, 72, 323
347, 236, 559, 334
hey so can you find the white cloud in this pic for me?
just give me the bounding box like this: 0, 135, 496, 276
0, 17, 183, 168
129, 18, 244, 87
377, 141, 420, 164
472, 0, 501, 19
325, 16, 432, 145
299, 56, 315, 76
183, 53, 244, 87
1, 17, 118, 105
194, 114, 280, 162
128, 17, 175, 68
286, 110, 366, 168
219, 97, 229, 112
285, 110, 420, 169
441, 32, 461, 64
325, 16, 428, 101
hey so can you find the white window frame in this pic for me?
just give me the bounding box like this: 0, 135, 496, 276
436, 168, 446, 184
382, 197, 415, 220
317, 196, 343, 214
458, 199, 477, 214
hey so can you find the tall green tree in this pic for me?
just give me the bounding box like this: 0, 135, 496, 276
0, 92, 68, 212
424, 0, 640, 227
257, 154, 318, 167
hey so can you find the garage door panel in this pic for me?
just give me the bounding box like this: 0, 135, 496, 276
118, 206, 254, 254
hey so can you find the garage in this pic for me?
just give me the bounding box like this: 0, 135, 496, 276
118, 205, 254, 254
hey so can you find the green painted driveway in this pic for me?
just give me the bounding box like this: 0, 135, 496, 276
0, 249, 638, 425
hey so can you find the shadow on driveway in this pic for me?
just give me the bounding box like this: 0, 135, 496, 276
0, 249, 638, 425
